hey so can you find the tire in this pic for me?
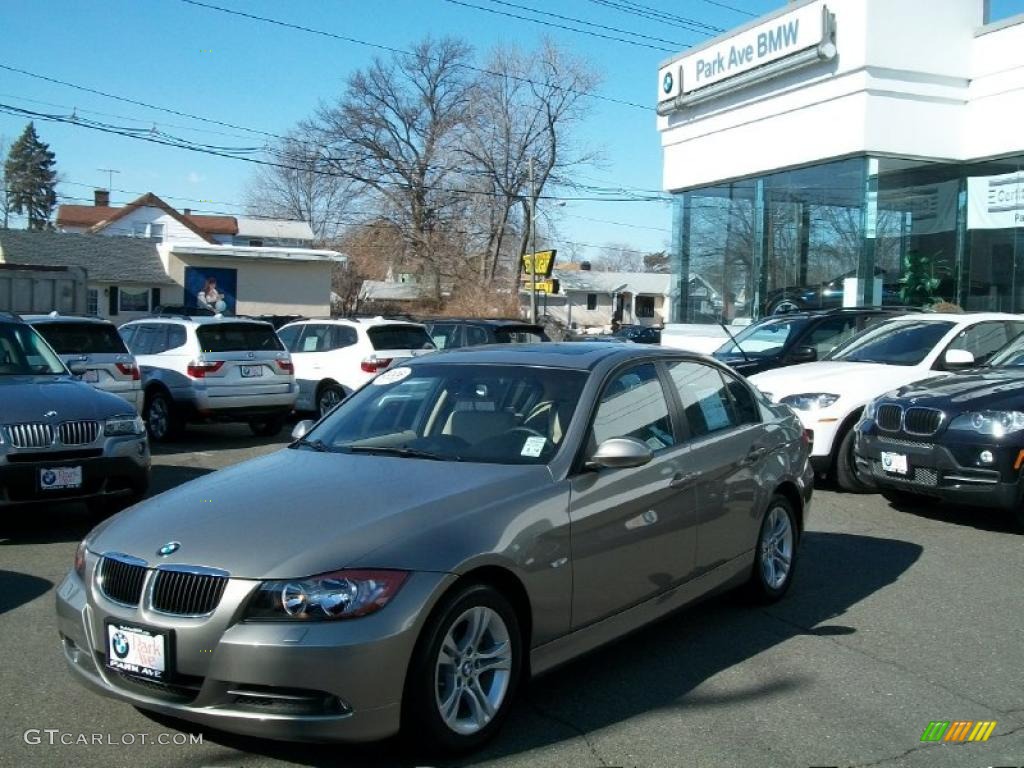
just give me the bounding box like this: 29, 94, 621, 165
316, 383, 345, 417
768, 298, 803, 316
402, 583, 522, 754
835, 427, 874, 493
144, 390, 182, 443
248, 414, 286, 437
745, 495, 799, 603
880, 488, 928, 507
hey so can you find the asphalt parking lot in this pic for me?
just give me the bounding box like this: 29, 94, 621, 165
2, 426, 1023, 768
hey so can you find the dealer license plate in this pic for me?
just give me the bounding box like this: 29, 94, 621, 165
105, 622, 169, 681
40, 466, 82, 490
880, 451, 909, 475
240, 365, 263, 378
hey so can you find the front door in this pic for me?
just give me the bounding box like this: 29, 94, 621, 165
568, 362, 698, 628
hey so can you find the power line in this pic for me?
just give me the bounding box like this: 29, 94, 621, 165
441, 0, 681, 52
176, 0, 652, 111
585, 0, 725, 34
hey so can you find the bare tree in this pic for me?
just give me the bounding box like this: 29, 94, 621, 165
244, 128, 357, 243
314, 37, 476, 300
592, 241, 646, 272
462, 40, 601, 282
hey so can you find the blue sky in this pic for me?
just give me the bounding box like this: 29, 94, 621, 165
2, 0, 1023, 258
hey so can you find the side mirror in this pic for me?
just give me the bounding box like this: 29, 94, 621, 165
586, 437, 654, 470
291, 419, 314, 441
789, 345, 817, 364
67, 362, 89, 377
943, 349, 975, 369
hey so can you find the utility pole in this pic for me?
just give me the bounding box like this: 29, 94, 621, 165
97, 168, 119, 192
529, 156, 537, 324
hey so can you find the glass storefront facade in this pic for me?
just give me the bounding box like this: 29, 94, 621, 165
669, 154, 1024, 323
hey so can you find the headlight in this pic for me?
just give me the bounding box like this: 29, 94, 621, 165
74, 540, 87, 580
245, 569, 409, 621
780, 393, 840, 411
104, 415, 145, 436
948, 410, 1024, 437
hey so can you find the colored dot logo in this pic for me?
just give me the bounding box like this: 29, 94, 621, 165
662, 71, 674, 94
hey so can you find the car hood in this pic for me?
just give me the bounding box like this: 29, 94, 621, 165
0, 376, 133, 422
749, 361, 936, 402
87, 448, 552, 579
885, 368, 1024, 411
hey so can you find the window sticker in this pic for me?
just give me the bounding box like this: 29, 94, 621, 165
372, 366, 412, 386
521, 436, 547, 457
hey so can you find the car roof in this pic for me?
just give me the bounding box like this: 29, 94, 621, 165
406, 342, 705, 371
23, 314, 113, 325
425, 318, 543, 327
122, 315, 273, 327
281, 317, 424, 329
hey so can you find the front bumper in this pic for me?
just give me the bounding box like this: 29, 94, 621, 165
855, 427, 1021, 510
0, 437, 149, 507
55, 564, 454, 742
788, 409, 842, 461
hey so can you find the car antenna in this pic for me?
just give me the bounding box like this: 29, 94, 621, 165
719, 319, 751, 363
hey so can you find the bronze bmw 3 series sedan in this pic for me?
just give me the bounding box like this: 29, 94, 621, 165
56, 343, 813, 752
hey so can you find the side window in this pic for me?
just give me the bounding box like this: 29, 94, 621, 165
330, 325, 358, 350
148, 324, 172, 355
277, 324, 301, 352
946, 322, 1016, 366
804, 317, 858, 358
298, 324, 331, 353
118, 325, 137, 347
129, 324, 162, 356
667, 361, 739, 438
591, 363, 675, 452
464, 325, 489, 347
722, 371, 760, 425
166, 325, 187, 350
430, 323, 459, 349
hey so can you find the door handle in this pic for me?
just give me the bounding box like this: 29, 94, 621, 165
741, 446, 768, 466
670, 471, 700, 489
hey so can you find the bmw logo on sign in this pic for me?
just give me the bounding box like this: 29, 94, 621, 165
112, 632, 130, 659
662, 71, 674, 94
158, 541, 181, 557
41, 470, 56, 487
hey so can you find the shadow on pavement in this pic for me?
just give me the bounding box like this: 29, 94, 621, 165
143, 531, 921, 768
149, 423, 294, 458
883, 496, 1021, 534
0, 570, 53, 615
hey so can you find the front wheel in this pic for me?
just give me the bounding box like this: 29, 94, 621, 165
835, 427, 874, 493
403, 583, 522, 754
317, 383, 345, 417
746, 495, 798, 603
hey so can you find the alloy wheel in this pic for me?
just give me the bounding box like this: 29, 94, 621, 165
760, 505, 794, 589
148, 397, 168, 440
434, 605, 513, 736
318, 387, 342, 417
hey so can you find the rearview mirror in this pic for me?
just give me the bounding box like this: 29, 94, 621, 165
67, 362, 88, 377
587, 437, 653, 470
789, 345, 817, 364
943, 349, 975, 368
291, 420, 314, 441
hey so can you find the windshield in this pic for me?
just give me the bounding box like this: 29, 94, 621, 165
0, 323, 68, 375
988, 333, 1024, 367
494, 327, 547, 343
33, 321, 128, 355
297, 363, 587, 464
715, 318, 805, 358
367, 324, 436, 351
196, 323, 284, 352
827, 320, 955, 366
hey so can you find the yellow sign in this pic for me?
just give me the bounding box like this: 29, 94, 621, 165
524, 280, 557, 294
521, 250, 556, 278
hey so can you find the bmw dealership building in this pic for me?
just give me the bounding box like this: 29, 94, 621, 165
658, 0, 1024, 322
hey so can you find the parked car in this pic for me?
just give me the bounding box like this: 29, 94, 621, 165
27, 313, 143, 413
118, 314, 297, 441
57, 343, 812, 751
277, 317, 437, 416
713, 307, 919, 377
762, 267, 903, 316
750, 313, 1024, 491
855, 332, 1024, 529
612, 324, 662, 344
0, 312, 149, 514
423, 318, 550, 349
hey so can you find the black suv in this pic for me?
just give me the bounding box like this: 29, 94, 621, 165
423, 318, 550, 349
714, 307, 920, 376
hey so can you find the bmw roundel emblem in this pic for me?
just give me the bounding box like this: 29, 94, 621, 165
112, 632, 130, 659
158, 541, 181, 557
41, 470, 56, 487
662, 71, 674, 94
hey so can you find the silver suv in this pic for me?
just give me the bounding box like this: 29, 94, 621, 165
118, 314, 297, 442
0, 313, 150, 514
27, 314, 143, 413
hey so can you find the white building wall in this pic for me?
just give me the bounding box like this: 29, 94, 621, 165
96, 206, 209, 245
968, 19, 1024, 160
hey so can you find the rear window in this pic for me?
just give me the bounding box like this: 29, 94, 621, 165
494, 326, 547, 344
34, 322, 128, 354
367, 324, 435, 351
197, 323, 284, 353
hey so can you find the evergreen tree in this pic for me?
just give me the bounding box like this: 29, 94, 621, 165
3, 123, 58, 230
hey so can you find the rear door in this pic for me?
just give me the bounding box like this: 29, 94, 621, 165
366, 323, 436, 369
35, 320, 140, 401
193, 322, 292, 397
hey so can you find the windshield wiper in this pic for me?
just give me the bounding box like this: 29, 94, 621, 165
347, 445, 462, 461
295, 437, 333, 452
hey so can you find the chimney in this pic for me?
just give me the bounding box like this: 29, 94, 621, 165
580, 260, 592, 271
94, 189, 110, 207
183, 208, 191, 216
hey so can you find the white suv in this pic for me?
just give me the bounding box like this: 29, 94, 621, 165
277, 317, 436, 416
749, 313, 1024, 491
118, 315, 297, 441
